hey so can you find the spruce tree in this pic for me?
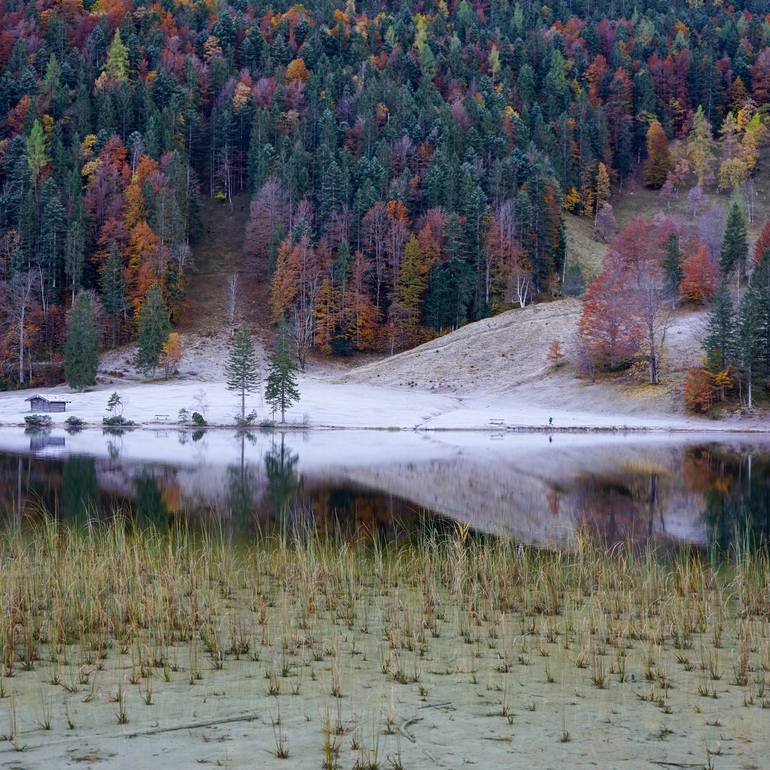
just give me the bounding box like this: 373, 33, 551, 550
720, 201, 748, 282
100, 243, 125, 346
225, 323, 260, 421
65, 219, 85, 304
265, 316, 300, 423
64, 292, 99, 391
737, 284, 763, 410
662, 232, 683, 297
134, 283, 170, 377
752, 250, 770, 389
703, 282, 735, 400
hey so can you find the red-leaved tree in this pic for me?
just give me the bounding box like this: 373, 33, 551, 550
578, 218, 673, 383
680, 244, 719, 304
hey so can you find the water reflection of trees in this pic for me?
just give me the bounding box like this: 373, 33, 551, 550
133, 473, 168, 527
226, 433, 258, 520
265, 434, 300, 519
62, 456, 97, 521
573, 471, 668, 545
685, 447, 770, 549
2, 442, 770, 548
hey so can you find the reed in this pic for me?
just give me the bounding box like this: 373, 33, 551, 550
0, 517, 767, 766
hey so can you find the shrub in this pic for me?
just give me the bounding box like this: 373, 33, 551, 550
25, 414, 52, 429
102, 415, 135, 426
546, 339, 563, 367
177, 408, 189, 424
191, 411, 206, 426
684, 368, 715, 414
64, 416, 84, 431
234, 410, 258, 427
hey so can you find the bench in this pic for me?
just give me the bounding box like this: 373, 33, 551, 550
154, 414, 170, 422
488, 419, 505, 427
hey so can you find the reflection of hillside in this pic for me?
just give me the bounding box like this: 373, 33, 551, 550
1, 430, 769, 548
330, 448, 707, 548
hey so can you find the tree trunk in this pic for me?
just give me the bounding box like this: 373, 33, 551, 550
18, 305, 25, 385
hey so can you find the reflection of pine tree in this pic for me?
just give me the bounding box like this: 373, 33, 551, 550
133, 473, 168, 527
265, 434, 299, 519
700, 449, 770, 551
227, 433, 257, 520
61, 456, 97, 522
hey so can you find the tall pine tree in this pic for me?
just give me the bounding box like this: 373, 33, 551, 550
737, 284, 764, 410
720, 201, 748, 286
134, 283, 170, 376
265, 316, 300, 423
100, 243, 126, 347
64, 292, 99, 391
225, 323, 260, 421
662, 232, 683, 297
704, 282, 735, 375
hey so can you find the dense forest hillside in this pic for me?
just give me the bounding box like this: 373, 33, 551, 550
1, 0, 770, 411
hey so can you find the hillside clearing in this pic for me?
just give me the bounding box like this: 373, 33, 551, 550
2, 299, 767, 432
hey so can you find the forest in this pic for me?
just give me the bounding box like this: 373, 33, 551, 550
1, 0, 770, 410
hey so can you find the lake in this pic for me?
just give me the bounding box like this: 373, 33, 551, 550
0, 427, 767, 550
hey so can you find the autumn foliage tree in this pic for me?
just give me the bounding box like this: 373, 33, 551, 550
578, 218, 674, 383
684, 368, 715, 414
0, 0, 765, 388
160, 332, 183, 377
680, 245, 719, 304
578, 259, 643, 375
396, 235, 430, 345
643, 120, 671, 189
753, 221, 770, 268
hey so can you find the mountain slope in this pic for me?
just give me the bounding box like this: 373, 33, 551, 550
339, 298, 708, 418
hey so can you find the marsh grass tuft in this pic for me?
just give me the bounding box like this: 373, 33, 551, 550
0, 519, 767, 764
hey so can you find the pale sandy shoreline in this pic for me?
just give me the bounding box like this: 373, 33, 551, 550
1, 377, 769, 433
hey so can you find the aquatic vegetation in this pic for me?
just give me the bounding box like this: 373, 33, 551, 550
0, 518, 768, 767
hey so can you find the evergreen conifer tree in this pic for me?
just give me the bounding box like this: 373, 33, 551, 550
65, 219, 85, 304
751, 250, 770, 390
737, 284, 764, 410
64, 292, 99, 391
134, 283, 170, 376
265, 316, 300, 423
720, 201, 748, 284
662, 232, 683, 296
101, 243, 125, 346
704, 282, 735, 375
225, 323, 260, 421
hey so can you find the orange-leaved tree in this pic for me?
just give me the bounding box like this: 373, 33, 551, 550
680, 244, 719, 304
643, 120, 671, 188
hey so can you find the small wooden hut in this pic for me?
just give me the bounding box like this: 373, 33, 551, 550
24, 395, 71, 413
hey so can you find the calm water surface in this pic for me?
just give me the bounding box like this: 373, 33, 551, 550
0, 428, 768, 549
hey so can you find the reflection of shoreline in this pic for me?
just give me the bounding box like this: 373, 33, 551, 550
1, 429, 769, 549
